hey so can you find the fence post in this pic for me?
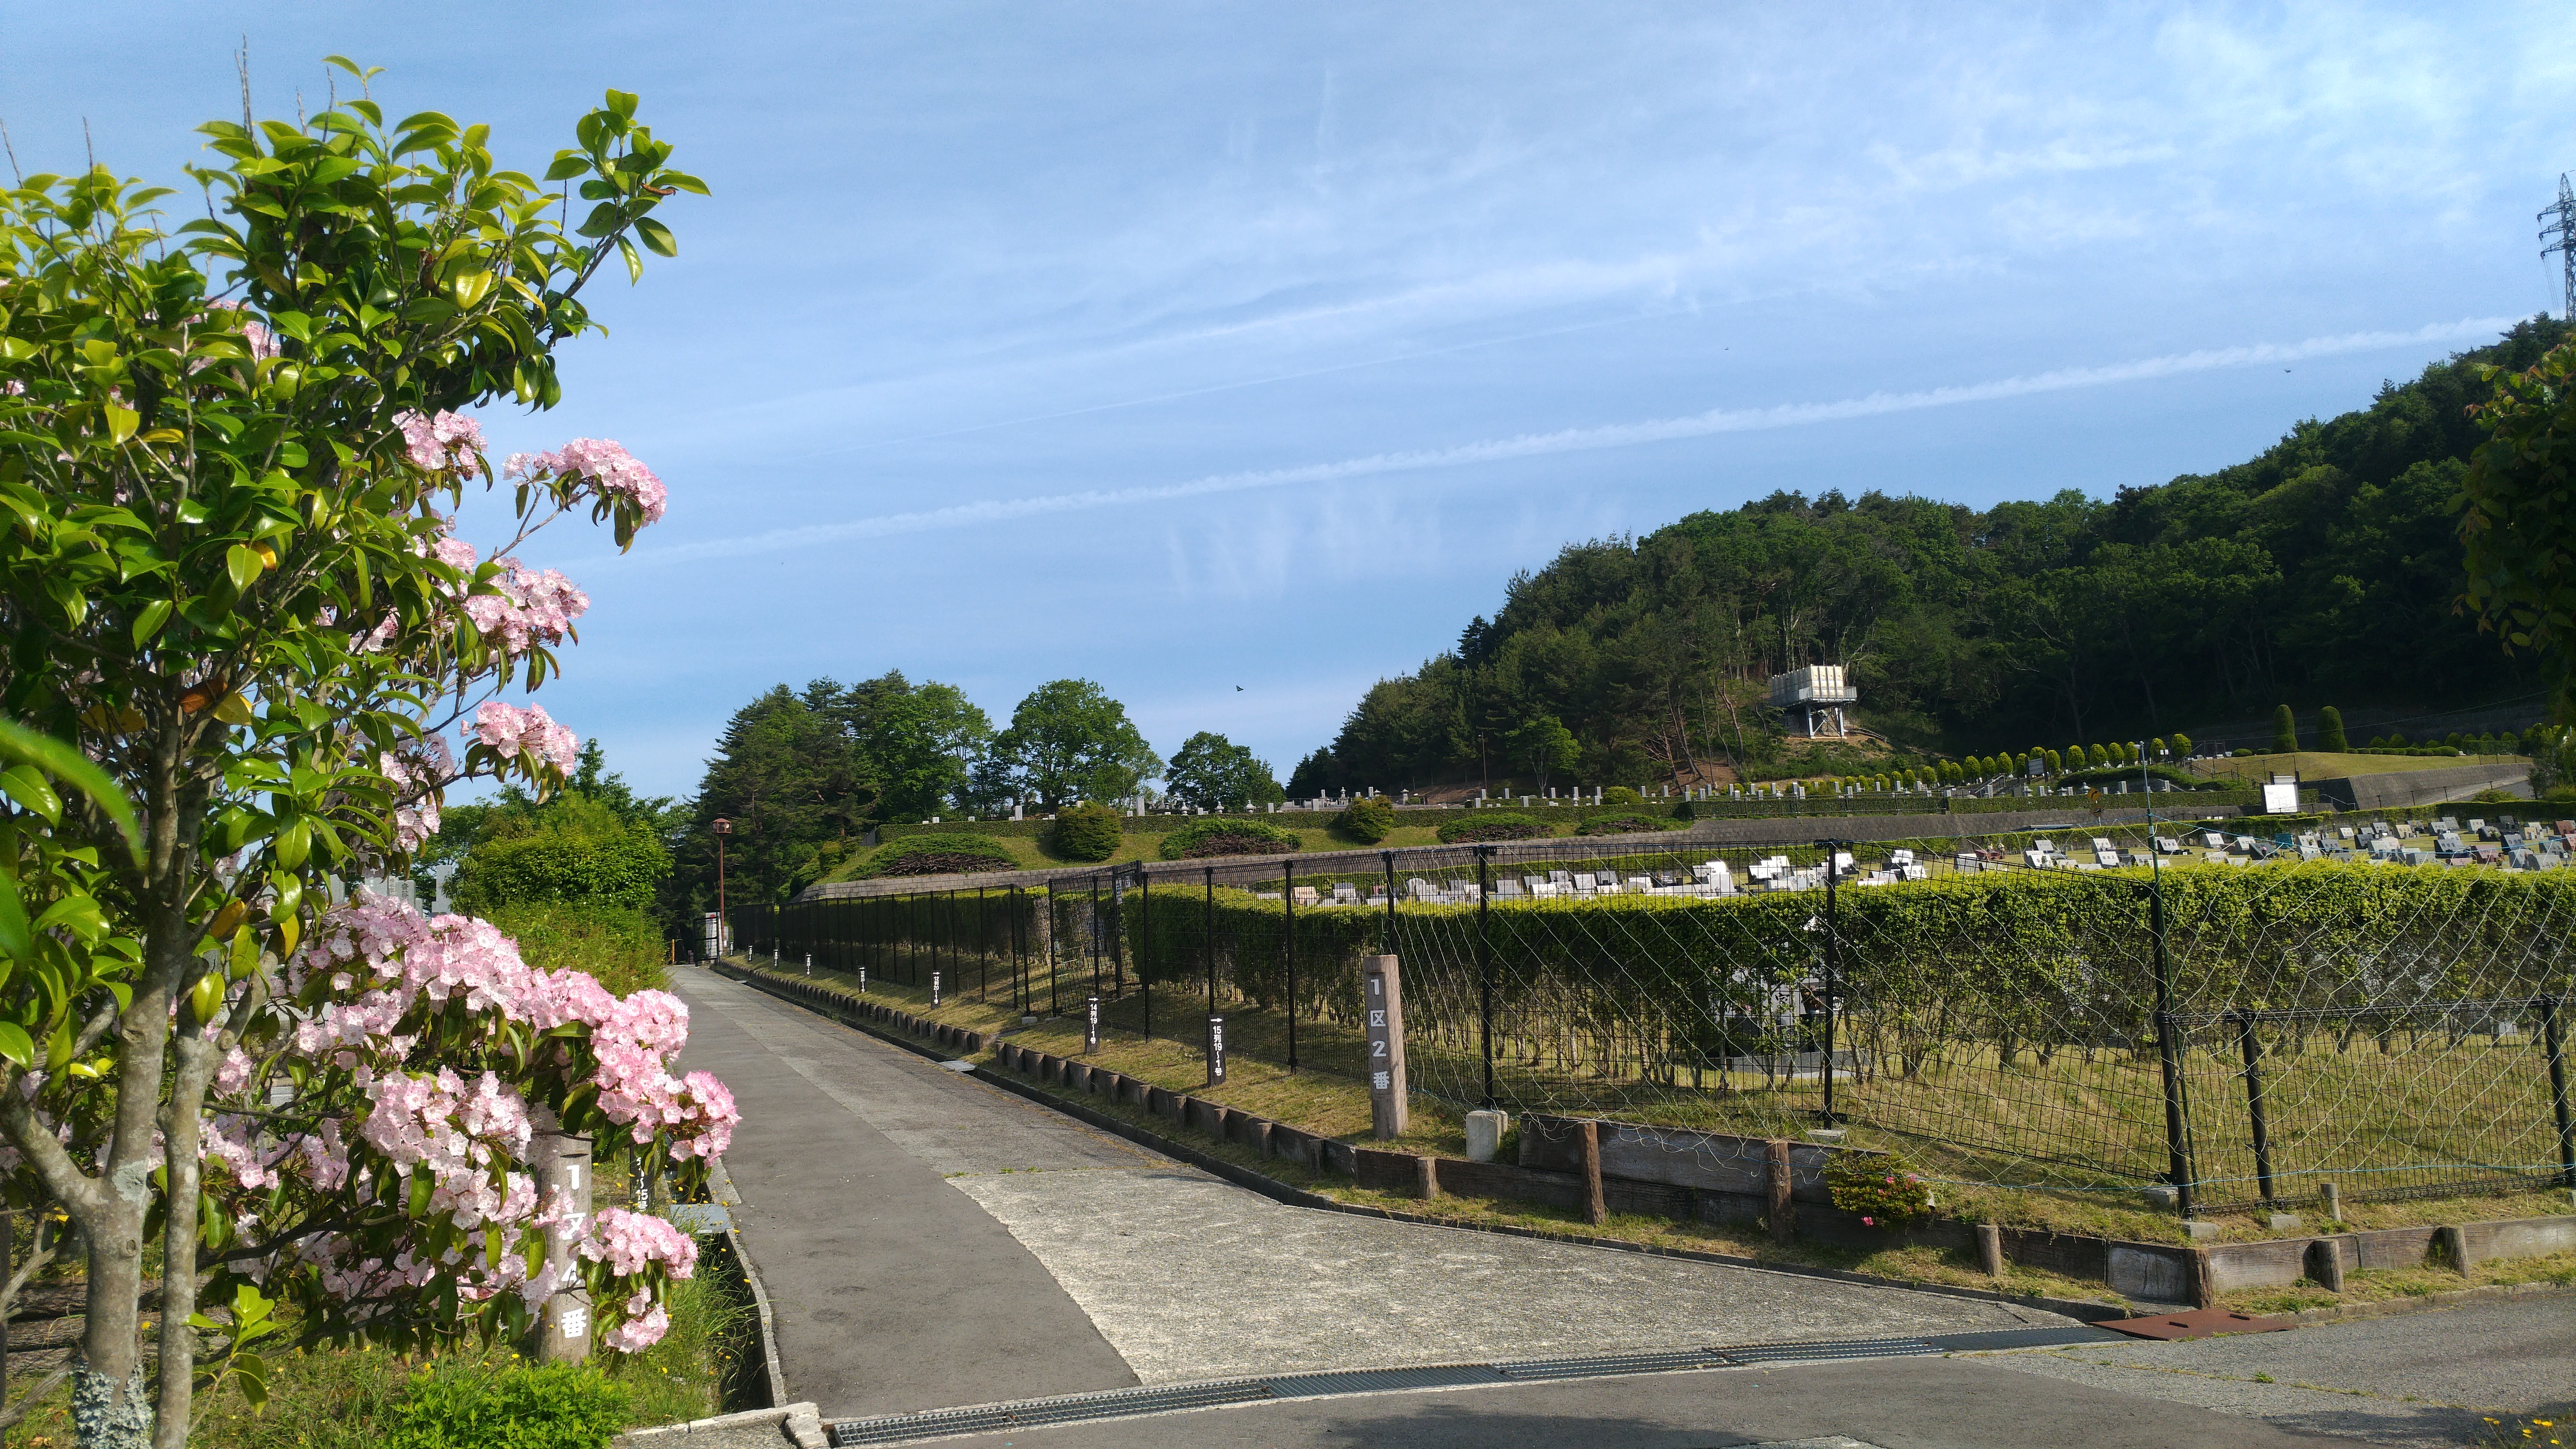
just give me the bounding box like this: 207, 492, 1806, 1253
1139, 865, 1153, 1041
1204, 865, 1219, 1070
1764, 1138, 1795, 1244
1819, 840, 1841, 1126
1476, 845, 1496, 1109
2543, 995, 2575, 1189
2148, 877, 2196, 1217
2236, 1009, 2277, 1202
1283, 858, 1299, 1072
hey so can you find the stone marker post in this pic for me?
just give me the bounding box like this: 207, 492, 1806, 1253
1362, 955, 1408, 1139
931, 970, 942, 1007
1085, 995, 1100, 1054
1206, 1015, 1227, 1085
1765, 1139, 1796, 1245
532, 1106, 593, 1363
1976, 1222, 2005, 1277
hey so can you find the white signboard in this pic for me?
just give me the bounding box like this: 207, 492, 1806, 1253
2262, 781, 2300, 815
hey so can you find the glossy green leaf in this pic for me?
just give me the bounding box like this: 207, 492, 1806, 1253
0, 720, 141, 862
633, 216, 676, 258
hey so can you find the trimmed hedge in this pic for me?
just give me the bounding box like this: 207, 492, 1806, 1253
1437, 812, 1552, 843
484, 902, 667, 997
859, 832, 1019, 878
1161, 816, 1304, 860
384, 1362, 630, 1449
1575, 812, 1676, 836
1051, 802, 1124, 862
1333, 796, 1397, 844
2055, 763, 2221, 790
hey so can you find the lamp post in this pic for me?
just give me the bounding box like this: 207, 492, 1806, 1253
713, 817, 733, 957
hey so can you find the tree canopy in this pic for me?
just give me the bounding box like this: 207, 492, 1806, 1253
1289, 319, 2567, 793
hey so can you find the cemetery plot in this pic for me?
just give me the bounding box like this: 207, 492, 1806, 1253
738, 831, 2576, 1216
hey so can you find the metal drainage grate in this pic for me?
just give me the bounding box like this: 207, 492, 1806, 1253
1495, 1348, 1726, 1380
1716, 1337, 1937, 1365
1264, 1364, 1508, 1398
829, 1380, 1273, 1446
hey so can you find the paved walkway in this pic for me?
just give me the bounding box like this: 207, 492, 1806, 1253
667, 966, 2063, 1411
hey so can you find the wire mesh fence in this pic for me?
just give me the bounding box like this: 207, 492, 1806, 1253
728, 824, 2576, 1213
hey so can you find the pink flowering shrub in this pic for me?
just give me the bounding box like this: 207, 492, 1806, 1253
1823, 1151, 1938, 1230
510, 440, 667, 526
465, 701, 582, 775
193, 892, 736, 1353
396, 409, 488, 479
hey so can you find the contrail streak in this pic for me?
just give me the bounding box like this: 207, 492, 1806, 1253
636, 316, 2517, 565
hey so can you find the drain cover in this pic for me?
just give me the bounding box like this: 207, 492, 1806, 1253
1496, 1348, 1725, 1380
2097, 1308, 2291, 1342
1717, 1337, 1937, 1365
830, 1380, 1273, 1446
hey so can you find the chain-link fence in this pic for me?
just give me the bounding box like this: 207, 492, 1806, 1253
730, 825, 2576, 1214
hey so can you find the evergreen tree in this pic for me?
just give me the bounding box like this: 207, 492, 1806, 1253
2317, 706, 2348, 752
2272, 704, 2299, 753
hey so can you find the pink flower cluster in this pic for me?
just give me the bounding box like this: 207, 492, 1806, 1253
584, 1207, 698, 1278
460, 557, 588, 657
468, 701, 580, 775
508, 439, 666, 526
380, 735, 454, 852
396, 409, 487, 479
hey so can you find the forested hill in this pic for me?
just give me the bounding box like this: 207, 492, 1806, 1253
1288, 317, 2569, 796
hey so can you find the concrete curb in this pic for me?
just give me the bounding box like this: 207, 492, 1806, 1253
704, 1050, 794, 1412
717, 961, 2134, 1327
617, 1402, 826, 1448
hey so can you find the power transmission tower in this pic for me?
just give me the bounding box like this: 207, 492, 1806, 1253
2543, 173, 2576, 321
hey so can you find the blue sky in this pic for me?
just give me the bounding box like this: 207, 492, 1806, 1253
7, 4, 2571, 799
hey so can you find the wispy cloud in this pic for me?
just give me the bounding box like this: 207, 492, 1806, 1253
633, 316, 2514, 566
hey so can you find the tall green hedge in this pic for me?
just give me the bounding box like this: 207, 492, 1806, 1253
1160, 816, 1303, 859
452, 826, 669, 915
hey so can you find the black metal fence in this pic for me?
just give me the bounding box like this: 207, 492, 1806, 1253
728, 827, 2576, 1215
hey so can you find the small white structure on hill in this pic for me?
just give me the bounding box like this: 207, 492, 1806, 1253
1768, 664, 1857, 738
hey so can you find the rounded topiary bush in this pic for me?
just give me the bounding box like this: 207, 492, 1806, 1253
1160, 816, 1303, 860
1601, 785, 1647, 806
1332, 796, 1396, 844
859, 832, 1019, 878
1436, 812, 1550, 844
1575, 811, 1672, 837
1050, 802, 1125, 862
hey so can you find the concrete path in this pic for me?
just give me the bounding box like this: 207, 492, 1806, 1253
668, 966, 1148, 1418
950, 1167, 2068, 1383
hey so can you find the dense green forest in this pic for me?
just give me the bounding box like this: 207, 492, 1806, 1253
1284, 317, 2568, 796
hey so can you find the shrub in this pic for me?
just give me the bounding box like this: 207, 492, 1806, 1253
1160, 816, 1303, 859
452, 824, 670, 915
383, 1362, 631, 1449
1601, 785, 1647, 806
1824, 1152, 1937, 1231
1332, 796, 1397, 844
485, 902, 667, 997
2171, 732, 2193, 756
1436, 812, 1551, 843
1050, 802, 1125, 861
859, 832, 1019, 878
1576, 812, 1673, 836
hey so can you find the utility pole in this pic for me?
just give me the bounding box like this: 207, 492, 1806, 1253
2544, 173, 2576, 322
